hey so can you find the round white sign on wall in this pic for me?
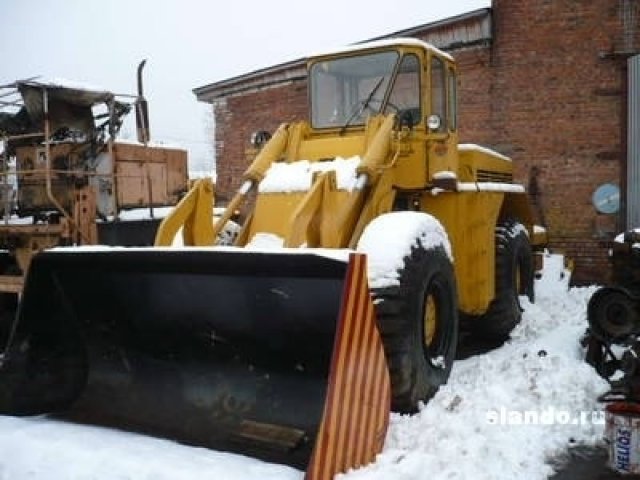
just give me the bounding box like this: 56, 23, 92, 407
592, 183, 620, 214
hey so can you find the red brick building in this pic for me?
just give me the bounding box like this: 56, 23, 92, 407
194, 0, 640, 285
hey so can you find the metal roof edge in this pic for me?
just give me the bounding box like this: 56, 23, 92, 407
193, 7, 492, 103
363, 7, 491, 43
193, 57, 306, 101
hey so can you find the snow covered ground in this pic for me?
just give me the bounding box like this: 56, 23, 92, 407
0, 254, 609, 479
341, 260, 608, 480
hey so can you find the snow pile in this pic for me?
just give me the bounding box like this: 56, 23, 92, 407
0, 416, 301, 480
535, 251, 572, 298
357, 212, 452, 289
339, 285, 607, 480
258, 156, 361, 193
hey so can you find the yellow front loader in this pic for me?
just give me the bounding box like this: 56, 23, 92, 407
0, 39, 543, 479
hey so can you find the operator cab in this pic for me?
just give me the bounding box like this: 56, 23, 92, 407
307, 38, 458, 135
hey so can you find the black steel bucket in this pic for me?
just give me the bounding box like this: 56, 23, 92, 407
0, 248, 390, 479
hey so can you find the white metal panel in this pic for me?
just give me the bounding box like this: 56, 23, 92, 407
629, 54, 640, 228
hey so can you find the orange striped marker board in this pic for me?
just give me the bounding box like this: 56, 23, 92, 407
306, 252, 391, 480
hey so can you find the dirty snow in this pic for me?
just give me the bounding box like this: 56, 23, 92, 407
258, 156, 361, 193
0, 249, 609, 479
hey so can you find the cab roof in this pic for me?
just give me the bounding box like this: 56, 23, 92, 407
307, 37, 454, 63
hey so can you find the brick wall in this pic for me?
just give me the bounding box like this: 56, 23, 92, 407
489, 0, 626, 284
211, 0, 629, 285
213, 80, 308, 199
455, 48, 494, 146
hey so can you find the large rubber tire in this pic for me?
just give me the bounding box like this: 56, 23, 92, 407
472, 220, 534, 341
371, 242, 459, 414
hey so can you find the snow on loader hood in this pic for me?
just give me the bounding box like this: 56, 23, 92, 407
258, 156, 362, 193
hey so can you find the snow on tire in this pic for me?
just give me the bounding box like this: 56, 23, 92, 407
358, 212, 459, 413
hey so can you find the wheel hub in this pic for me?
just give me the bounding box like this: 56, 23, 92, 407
423, 294, 436, 347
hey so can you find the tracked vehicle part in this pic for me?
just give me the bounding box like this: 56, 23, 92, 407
585, 288, 640, 397
585, 228, 640, 384
0, 249, 390, 479
588, 286, 640, 343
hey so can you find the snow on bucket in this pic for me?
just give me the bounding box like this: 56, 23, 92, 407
605, 402, 640, 474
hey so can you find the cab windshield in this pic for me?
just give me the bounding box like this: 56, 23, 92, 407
309, 51, 399, 129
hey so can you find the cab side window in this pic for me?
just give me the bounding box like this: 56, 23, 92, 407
430, 56, 447, 133
448, 68, 457, 131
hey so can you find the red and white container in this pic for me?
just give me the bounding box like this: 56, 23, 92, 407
605, 402, 640, 474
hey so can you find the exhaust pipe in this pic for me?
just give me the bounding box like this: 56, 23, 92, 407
135, 59, 150, 144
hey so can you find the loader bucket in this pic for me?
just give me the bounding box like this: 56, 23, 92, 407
0, 248, 390, 479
